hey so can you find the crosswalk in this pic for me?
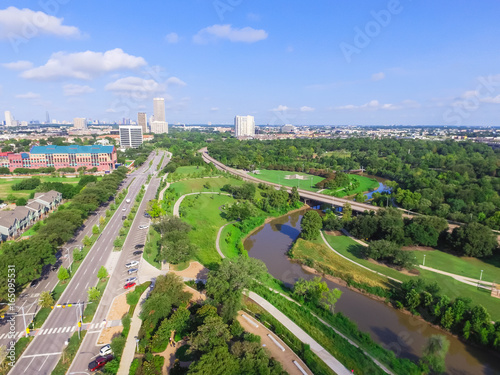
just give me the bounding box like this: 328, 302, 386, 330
0, 321, 109, 340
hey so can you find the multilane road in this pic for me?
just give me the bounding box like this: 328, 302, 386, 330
10, 151, 167, 375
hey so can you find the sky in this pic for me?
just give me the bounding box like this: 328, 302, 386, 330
1, 1, 500, 126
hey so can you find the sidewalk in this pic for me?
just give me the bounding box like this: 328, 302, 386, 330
247, 291, 352, 375
117, 287, 149, 374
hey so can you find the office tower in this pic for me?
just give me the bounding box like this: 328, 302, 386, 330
73, 118, 87, 129
4, 111, 13, 127
234, 115, 255, 137
46, 111, 50, 124
138, 112, 148, 133
119, 125, 143, 148
150, 121, 169, 134
153, 98, 166, 122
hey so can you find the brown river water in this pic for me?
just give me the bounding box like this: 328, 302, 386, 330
244, 210, 500, 375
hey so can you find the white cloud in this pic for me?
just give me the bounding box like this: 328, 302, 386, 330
210, 107, 219, 112
106, 108, 117, 113
271, 105, 290, 112
336, 99, 419, 111
371, 72, 385, 81
21, 48, 147, 81
2, 60, 33, 70
0, 6, 81, 40
15, 91, 39, 99
105, 76, 166, 97
193, 24, 268, 44
481, 95, 500, 104
165, 32, 179, 44
63, 84, 95, 96
166, 77, 187, 87
300, 106, 315, 112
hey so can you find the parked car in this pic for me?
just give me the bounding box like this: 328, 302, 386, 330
124, 282, 136, 289
88, 354, 113, 372
128, 268, 138, 275
126, 277, 137, 283
126, 198, 131, 203
99, 344, 112, 356
138, 224, 149, 230
122, 216, 126, 220
30, 279, 39, 287
125, 260, 139, 268
144, 212, 151, 218
134, 244, 144, 249
133, 250, 143, 256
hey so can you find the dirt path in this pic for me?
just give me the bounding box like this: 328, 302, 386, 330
169, 261, 209, 280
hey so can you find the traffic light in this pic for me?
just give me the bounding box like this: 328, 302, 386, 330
77, 321, 81, 328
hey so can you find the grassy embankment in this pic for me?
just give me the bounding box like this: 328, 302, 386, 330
321, 233, 500, 320
321, 174, 379, 198
249, 169, 324, 192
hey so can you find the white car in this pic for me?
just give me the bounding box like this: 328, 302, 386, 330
122, 207, 126, 211
138, 224, 149, 230
99, 344, 112, 356
126, 277, 137, 283
125, 261, 139, 268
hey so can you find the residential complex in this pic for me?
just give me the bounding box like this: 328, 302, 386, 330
73, 118, 87, 130
119, 125, 143, 148
0, 145, 117, 172
0, 190, 62, 241
234, 115, 255, 137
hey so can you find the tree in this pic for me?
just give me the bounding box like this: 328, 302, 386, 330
293, 277, 342, 312
354, 192, 365, 202
92, 225, 100, 235
38, 291, 54, 309
190, 315, 232, 352
290, 186, 300, 206
88, 287, 101, 301
57, 267, 70, 283
342, 202, 352, 222
300, 210, 322, 240
83, 235, 92, 247
99, 216, 105, 226
148, 199, 166, 218
322, 213, 342, 231
97, 266, 108, 281
206, 257, 267, 322
441, 307, 454, 330
187, 346, 240, 375
161, 238, 196, 264
421, 335, 450, 374
449, 222, 498, 257
15, 198, 27, 206
405, 289, 421, 311
73, 249, 83, 262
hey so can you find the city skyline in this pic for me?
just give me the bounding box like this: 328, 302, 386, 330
1, 2, 500, 125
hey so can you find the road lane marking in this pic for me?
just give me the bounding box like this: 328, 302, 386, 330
71, 326, 75, 332
62, 327, 69, 333
85, 282, 89, 289
56, 327, 62, 333
38, 355, 49, 371
26, 356, 36, 369
47, 328, 53, 335
0, 334, 5, 340
21, 352, 62, 358
74, 282, 80, 290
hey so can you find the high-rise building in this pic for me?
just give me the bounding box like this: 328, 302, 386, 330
119, 126, 143, 148
138, 112, 148, 134
4, 111, 13, 127
151, 121, 169, 134
234, 115, 255, 137
73, 118, 87, 129
153, 98, 166, 122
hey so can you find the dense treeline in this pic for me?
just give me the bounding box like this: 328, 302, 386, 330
208, 138, 500, 227
0, 166, 128, 300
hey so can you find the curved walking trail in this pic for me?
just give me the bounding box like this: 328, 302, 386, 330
215, 221, 235, 259
172, 192, 232, 217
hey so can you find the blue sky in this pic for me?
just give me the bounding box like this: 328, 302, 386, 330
1, 1, 500, 125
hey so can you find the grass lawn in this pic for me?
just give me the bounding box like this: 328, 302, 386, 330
0, 176, 88, 199
171, 165, 207, 177
169, 176, 245, 196
322, 174, 379, 198
414, 250, 500, 283
181, 194, 236, 267
219, 223, 241, 258
322, 234, 412, 283
291, 237, 395, 290
322, 233, 500, 320
249, 169, 324, 192
323, 150, 352, 158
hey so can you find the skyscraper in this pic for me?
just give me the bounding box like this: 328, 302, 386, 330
151, 121, 169, 134
4, 111, 13, 127
153, 98, 166, 122
119, 126, 143, 148
74, 118, 87, 130
234, 115, 255, 137
138, 112, 148, 134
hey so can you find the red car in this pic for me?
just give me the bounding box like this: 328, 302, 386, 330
88, 354, 113, 371
124, 282, 136, 289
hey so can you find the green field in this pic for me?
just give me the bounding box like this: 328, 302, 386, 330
169, 176, 245, 196
171, 165, 206, 177
414, 250, 500, 283
322, 174, 379, 198
322, 233, 500, 320
249, 169, 324, 192
219, 223, 241, 258
181, 194, 236, 267
323, 150, 352, 158
0, 176, 90, 199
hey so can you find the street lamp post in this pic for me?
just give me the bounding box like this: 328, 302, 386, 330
135, 336, 140, 352
423, 254, 426, 266
480, 270, 484, 281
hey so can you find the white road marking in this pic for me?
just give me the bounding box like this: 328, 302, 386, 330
38, 355, 49, 371
74, 282, 80, 290
47, 328, 53, 335
21, 352, 62, 358
26, 356, 36, 369
0, 333, 5, 340
63, 327, 69, 333
85, 282, 89, 289
56, 327, 62, 333
71, 326, 75, 332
